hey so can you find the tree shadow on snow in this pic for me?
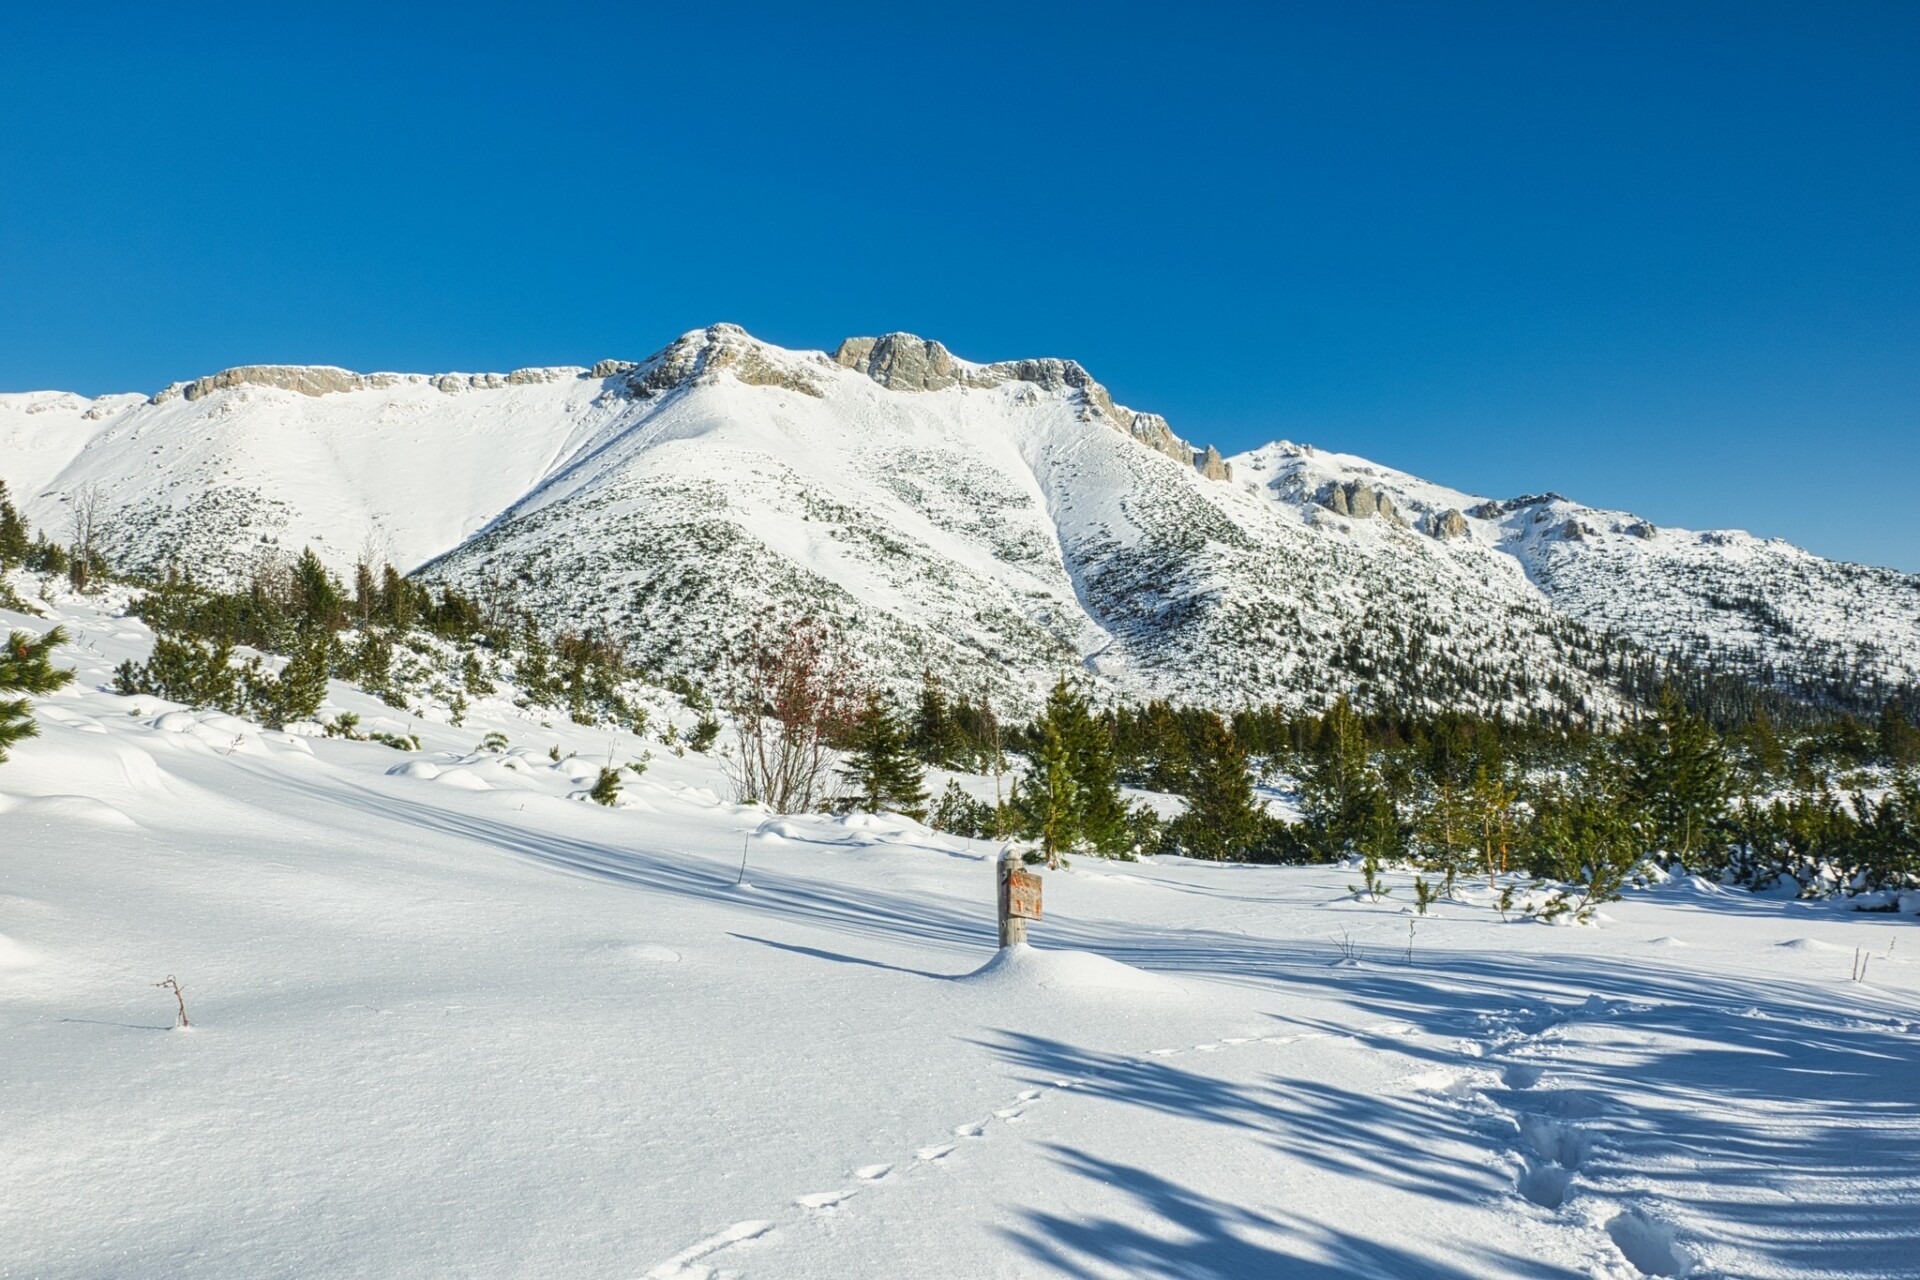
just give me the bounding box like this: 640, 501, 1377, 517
1000, 1144, 1569, 1279
727, 933, 953, 979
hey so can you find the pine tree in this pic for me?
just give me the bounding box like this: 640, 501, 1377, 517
250, 628, 332, 728
1628, 686, 1729, 863
460, 650, 495, 697
1415, 774, 1476, 896
1, 626, 74, 763
1877, 702, 1920, 768
1013, 720, 1078, 868
913, 669, 966, 767
1169, 714, 1266, 860
291, 548, 344, 631
1029, 678, 1128, 855
113, 633, 242, 713
2, 629, 75, 767
590, 766, 622, 807
1299, 696, 1398, 861
839, 693, 927, 818
0, 481, 31, 571
1468, 762, 1519, 887
928, 779, 995, 839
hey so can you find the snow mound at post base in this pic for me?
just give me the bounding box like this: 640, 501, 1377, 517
958, 944, 1184, 995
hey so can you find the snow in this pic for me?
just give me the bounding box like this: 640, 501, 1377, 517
4, 591, 1918, 1279
10, 325, 1916, 721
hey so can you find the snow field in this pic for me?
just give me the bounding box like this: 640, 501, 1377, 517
3, 592, 1919, 1278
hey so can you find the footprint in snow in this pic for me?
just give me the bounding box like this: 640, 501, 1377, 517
795, 1190, 854, 1211
994, 1107, 1025, 1122
916, 1143, 955, 1162
1148, 1048, 1180, 1057
644, 1219, 773, 1279
954, 1120, 987, 1138
852, 1163, 892, 1181
1016, 1089, 1041, 1102
1503, 1063, 1543, 1090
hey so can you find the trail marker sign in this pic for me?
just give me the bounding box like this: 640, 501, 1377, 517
997, 850, 1043, 948
1006, 870, 1043, 921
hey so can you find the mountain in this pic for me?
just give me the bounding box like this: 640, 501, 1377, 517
5, 324, 1917, 719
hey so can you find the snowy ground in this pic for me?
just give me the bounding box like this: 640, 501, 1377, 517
3, 597, 1918, 1279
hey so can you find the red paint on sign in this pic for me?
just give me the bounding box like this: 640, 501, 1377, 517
1006, 869, 1043, 920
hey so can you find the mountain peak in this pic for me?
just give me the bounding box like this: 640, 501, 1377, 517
831, 332, 1230, 481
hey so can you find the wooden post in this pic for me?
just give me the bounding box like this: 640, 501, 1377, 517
998, 847, 1042, 948
998, 848, 1026, 948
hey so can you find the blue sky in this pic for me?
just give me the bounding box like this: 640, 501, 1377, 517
4, 2, 1916, 569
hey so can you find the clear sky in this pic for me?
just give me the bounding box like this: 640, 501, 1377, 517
4, 2, 1916, 569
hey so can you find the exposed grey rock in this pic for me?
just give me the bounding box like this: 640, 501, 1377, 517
627, 324, 825, 399
1319, 480, 1400, 520
1625, 520, 1657, 539
833, 333, 969, 392
833, 331, 1231, 481
151, 363, 585, 403
590, 359, 638, 379
154, 365, 365, 403
1429, 508, 1470, 540
1562, 519, 1591, 541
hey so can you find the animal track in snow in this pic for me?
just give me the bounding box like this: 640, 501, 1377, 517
644, 1023, 1315, 1277
795, 1190, 854, 1211
643, 1219, 773, 1279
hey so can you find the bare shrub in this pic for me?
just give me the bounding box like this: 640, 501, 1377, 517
720, 617, 864, 813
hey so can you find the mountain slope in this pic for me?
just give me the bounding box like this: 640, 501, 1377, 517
1235, 443, 1920, 711
5, 325, 1916, 717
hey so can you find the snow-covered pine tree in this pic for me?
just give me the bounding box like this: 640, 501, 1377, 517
840, 693, 926, 818
1, 626, 74, 763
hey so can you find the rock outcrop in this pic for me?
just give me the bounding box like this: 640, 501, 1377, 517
151, 363, 584, 404
1321, 480, 1399, 522
832, 334, 970, 392
153, 365, 376, 403
833, 331, 1231, 481
1428, 508, 1470, 540
1194, 445, 1232, 481
628, 324, 826, 399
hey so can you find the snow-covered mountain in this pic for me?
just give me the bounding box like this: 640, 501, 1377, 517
6, 324, 1916, 717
